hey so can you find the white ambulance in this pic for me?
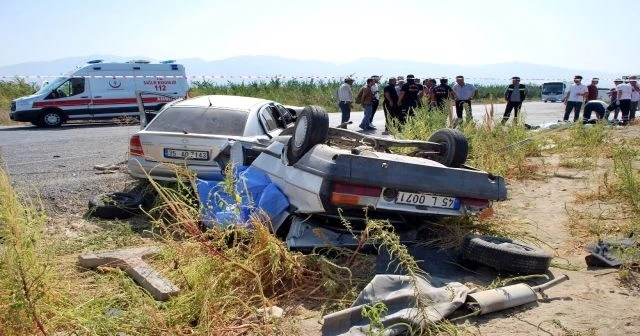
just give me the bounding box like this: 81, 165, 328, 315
9, 60, 189, 127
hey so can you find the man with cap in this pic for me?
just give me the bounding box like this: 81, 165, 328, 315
369, 75, 381, 125
562, 75, 589, 122
337, 77, 355, 127
587, 78, 599, 102
502, 76, 527, 125
433, 77, 453, 111
629, 75, 639, 121
397, 74, 424, 122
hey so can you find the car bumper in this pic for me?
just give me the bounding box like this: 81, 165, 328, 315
128, 155, 224, 181
9, 109, 39, 122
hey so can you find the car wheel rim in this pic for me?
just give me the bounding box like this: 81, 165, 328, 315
44, 113, 60, 125
294, 115, 308, 148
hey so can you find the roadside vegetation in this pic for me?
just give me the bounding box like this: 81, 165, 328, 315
0, 79, 37, 125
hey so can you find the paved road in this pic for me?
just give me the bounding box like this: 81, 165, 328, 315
0, 101, 562, 212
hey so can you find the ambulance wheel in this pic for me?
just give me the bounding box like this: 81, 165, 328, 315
40, 110, 64, 127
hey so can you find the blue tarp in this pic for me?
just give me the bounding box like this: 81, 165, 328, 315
196, 166, 290, 228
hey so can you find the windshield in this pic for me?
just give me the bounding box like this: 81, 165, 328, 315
35, 77, 68, 95
541, 83, 565, 94
146, 106, 248, 136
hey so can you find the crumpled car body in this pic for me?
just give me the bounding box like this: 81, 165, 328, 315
127, 94, 508, 248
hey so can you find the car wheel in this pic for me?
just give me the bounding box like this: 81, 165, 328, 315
428, 128, 468, 167
40, 110, 64, 127
544, 100, 547, 103
286, 105, 329, 164
461, 234, 552, 274
88, 192, 144, 220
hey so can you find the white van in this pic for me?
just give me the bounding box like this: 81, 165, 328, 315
9, 60, 188, 127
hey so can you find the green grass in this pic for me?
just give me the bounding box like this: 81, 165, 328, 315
0, 79, 37, 125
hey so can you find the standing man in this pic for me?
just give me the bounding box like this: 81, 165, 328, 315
369, 75, 381, 125
433, 77, 453, 111
337, 77, 354, 127
629, 75, 639, 121
452, 75, 477, 121
358, 78, 375, 131
616, 77, 633, 124
395, 76, 405, 95
563, 75, 589, 122
587, 78, 599, 101
383, 77, 399, 132
502, 76, 527, 124
397, 74, 424, 123
606, 79, 623, 121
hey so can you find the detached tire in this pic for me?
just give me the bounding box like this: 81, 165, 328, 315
461, 234, 552, 274
428, 128, 468, 167
88, 192, 143, 220
286, 105, 329, 164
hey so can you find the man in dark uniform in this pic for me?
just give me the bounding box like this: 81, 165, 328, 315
432, 77, 453, 111
502, 76, 527, 124
383, 77, 399, 132
397, 74, 424, 123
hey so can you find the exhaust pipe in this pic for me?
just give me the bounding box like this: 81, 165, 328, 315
467, 274, 569, 315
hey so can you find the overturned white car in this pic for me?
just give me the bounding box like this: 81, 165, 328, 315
127, 94, 507, 248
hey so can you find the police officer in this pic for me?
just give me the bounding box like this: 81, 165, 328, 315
502, 76, 527, 124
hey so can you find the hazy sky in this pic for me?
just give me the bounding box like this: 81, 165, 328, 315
1, 0, 636, 72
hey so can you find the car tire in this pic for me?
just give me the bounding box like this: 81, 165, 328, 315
40, 110, 64, 127
88, 192, 143, 220
428, 128, 468, 167
286, 105, 329, 164
461, 234, 552, 274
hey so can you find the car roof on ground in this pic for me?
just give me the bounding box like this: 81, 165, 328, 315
172, 95, 272, 111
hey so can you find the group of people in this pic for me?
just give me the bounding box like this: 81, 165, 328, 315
337, 74, 480, 131
564, 75, 639, 125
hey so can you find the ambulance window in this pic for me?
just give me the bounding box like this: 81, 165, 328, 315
47, 78, 85, 99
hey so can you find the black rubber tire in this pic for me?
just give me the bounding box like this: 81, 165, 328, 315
461, 234, 552, 274
428, 128, 469, 167
40, 110, 64, 127
286, 105, 329, 164
88, 192, 143, 220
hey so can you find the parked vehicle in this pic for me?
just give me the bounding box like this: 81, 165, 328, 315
541, 82, 566, 102
9, 60, 188, 127
127, 94, 508, 248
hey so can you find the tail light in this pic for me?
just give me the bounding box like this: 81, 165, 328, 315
129, 135, 144, 156
330, 182, 382, 207
460, 198, 490, 208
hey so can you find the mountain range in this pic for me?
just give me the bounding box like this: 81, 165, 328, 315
0, 55, 623, 84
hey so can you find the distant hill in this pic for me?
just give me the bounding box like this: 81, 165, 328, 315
0, 55, 623, 85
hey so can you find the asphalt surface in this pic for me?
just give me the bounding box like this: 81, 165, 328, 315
0, 101, 563, 214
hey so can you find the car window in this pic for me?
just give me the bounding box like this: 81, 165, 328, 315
259, 106, 280, 131
145, 106, 248, 135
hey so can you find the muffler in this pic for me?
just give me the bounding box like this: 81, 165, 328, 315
467, 274, 569, 315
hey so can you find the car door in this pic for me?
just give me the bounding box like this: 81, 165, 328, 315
37, 77, 91, 120
89, 71, 136, 119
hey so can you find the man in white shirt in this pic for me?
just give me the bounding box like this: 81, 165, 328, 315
369, 75, 381, 126
629, 75, 640, 121
616, 78, 633, 124
563, 75, 589, 122
338, 77, 355, 127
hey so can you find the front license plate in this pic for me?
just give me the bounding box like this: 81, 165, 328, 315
164, 148, 209, 160
395, 192, 459, 209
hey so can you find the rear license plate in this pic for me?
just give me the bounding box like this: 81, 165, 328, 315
395, 192, 459, 209
164, 148, 209, 160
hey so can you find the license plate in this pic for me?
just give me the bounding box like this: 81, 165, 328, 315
164, 148, 209, 160
395, 192, 459, 209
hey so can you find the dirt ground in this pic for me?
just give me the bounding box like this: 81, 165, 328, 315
21, 127, 640, 336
